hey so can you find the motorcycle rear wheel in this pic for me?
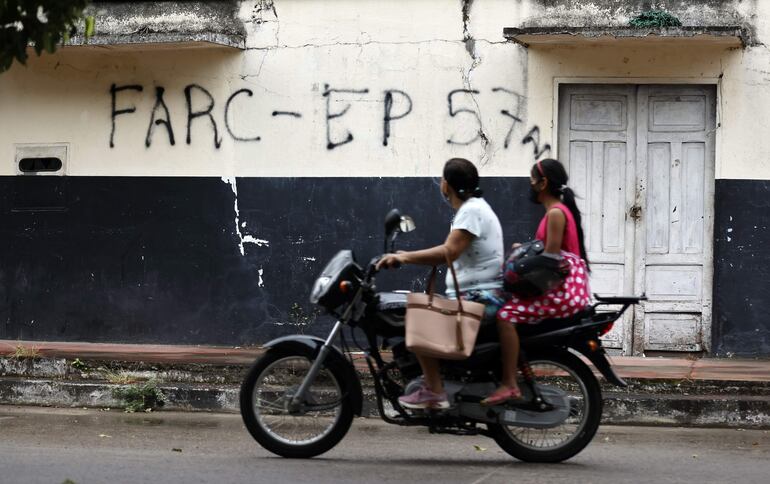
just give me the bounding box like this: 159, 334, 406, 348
240, 347, 354, 458
489, 349, 602, 463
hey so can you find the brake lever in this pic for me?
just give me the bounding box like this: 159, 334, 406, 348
365, 256, 382, 282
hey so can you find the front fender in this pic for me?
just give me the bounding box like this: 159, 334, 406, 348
263, 335, 364, 416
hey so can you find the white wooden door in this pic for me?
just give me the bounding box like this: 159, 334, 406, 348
558, 84, 716, 355
558, 85, 637, 353
633, 85, 716, 353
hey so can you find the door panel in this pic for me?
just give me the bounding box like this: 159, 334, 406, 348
646, 142, 672, 253
559, 84, 715, 355
602, 142, 626, 252
571, 95, 628, 131
683, 142, 706, 253
648, 95, 706, 132
644, 313, 702, 351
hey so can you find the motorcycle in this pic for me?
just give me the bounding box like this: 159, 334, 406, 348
240, 209, 645, 462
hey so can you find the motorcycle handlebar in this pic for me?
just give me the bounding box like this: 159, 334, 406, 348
364, 254, 402, 284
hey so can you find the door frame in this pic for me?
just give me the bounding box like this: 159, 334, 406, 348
552, 77, 721, 355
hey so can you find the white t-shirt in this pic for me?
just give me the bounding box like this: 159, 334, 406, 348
445, 197, 504, 297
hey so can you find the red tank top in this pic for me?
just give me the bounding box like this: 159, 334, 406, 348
535, 203, 581, 256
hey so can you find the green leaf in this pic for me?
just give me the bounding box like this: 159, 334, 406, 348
0, 0, 89, 73
85, 15, 95, 39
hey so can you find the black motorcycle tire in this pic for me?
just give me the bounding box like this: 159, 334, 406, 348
240, 348, 355, 459
489, 349, 603, 463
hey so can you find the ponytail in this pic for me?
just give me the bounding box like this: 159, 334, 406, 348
560, 186, 590, 271
532, 158, 590, 271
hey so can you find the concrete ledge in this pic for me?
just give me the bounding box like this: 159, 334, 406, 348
0, 340, 263, 365
2, 341, 769, 427
503, 26, 748, 48
67, 0, 246, 50
1, 377, 768, 428
0, 377, 239, 412
603, 393, 770, 428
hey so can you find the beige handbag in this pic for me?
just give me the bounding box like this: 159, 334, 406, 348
405, 255, 485, 360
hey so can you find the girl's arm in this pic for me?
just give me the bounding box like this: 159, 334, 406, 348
544, 208, 566, 255
376, 229, 474, 269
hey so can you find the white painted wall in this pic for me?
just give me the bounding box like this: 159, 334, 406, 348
0, 0, 769, 179
0, 0, 533, 178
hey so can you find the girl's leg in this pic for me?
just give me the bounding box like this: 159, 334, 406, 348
496, 319, 521, 391
480, 318, 522, 405
416, 354, 444, 394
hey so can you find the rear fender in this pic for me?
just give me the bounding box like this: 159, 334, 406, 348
570, 340, 627, 388
263, 335, 364, 416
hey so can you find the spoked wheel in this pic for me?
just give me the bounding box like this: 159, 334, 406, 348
489, 349, 602, 463
240, 348, 354, 458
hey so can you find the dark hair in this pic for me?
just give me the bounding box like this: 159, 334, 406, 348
531, 158, 590, 270
443, 158, 483, 200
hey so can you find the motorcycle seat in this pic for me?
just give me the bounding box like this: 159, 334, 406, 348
376, 291, 408, 311
516, 308, 596, 339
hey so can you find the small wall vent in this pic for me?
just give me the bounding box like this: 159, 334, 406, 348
15, 143, 68, 176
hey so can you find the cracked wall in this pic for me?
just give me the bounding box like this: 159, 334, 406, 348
0, 0, 534, 179
3, 0, 770, 352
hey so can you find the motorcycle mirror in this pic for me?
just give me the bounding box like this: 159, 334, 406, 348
384, 209, 402, 239
399, 215, 416, 233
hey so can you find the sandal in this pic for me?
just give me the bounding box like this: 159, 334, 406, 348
480, 386, 523, 406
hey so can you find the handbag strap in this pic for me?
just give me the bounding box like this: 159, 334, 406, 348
424, 250, 465, 314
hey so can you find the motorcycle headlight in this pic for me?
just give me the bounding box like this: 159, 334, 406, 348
310, 276, 332, 304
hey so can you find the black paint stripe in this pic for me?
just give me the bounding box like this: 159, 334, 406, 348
713, 179, 770, 356
0, 176, 766, 356
0, 176, 535, 345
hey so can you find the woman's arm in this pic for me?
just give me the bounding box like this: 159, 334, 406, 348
544, 208, 566, 255
376, 229, 474, 269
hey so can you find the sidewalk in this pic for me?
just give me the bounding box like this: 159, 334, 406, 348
1, 339, 769, 428
2, 339, 769, 381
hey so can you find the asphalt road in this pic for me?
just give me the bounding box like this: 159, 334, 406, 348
0, 406, 768, 484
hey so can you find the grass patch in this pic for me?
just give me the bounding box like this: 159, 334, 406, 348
70, 358, 88, 371
105, 371, 141, 385
111, 379, 166, 413
12, 344, 40, 360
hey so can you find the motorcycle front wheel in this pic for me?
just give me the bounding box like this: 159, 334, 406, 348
488, 349, 603, 463
240, 348, 354, 458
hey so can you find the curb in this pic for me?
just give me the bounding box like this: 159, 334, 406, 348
603, 393, 770, 428
1, 376, 768, 428
2, 352, 770, 428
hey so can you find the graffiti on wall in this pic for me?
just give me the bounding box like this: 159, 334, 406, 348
521, 126, 551, 159
109, 83, 541, 152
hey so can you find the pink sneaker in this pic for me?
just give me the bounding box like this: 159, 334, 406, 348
398, 384, 450, 410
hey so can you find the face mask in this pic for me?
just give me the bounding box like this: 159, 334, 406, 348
528, 185, 541, 204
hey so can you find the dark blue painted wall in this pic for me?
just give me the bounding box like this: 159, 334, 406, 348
0, 176, 537, 345
712, 180, 770, 357
1, 176, 767, 356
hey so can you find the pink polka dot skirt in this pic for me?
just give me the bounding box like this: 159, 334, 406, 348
497, 251, 591, 324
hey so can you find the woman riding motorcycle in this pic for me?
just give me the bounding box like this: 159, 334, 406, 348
377, 157, 505, 409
